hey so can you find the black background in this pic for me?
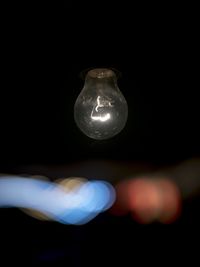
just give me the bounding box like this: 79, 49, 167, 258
0, 4, 199, 266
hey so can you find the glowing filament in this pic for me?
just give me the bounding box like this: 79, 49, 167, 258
91, 96, 111, 122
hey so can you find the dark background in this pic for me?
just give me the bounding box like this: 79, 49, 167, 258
0, 4, 199, 266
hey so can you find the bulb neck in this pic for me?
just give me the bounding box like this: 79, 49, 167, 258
85, 68, 118, 88
87, 68, 115, 79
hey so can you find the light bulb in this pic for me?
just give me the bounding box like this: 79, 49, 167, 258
74, 68, 128, 140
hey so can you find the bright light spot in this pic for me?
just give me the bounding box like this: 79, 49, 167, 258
91, 113, 111, 122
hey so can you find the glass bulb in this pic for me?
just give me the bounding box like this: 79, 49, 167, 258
74, 68, 128, 140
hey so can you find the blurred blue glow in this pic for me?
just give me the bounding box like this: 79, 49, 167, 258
0, 176, 116, 225
56, 180, 116, 225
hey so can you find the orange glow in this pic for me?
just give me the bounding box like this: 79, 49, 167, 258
156, 179, 181, 224
128, 179, 162, 224
112, 177, 182, 224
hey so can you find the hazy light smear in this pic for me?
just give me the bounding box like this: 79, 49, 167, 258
0, 176, 116, 225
